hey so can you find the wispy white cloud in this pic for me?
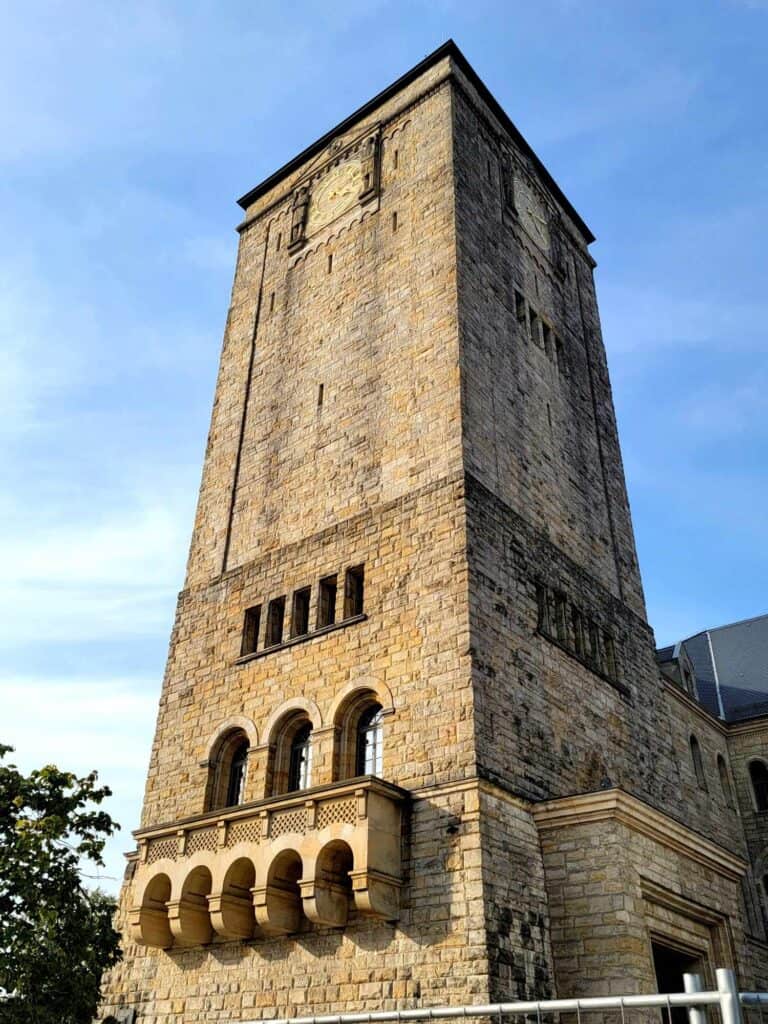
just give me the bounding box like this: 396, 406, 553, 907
4, 676, 159, 890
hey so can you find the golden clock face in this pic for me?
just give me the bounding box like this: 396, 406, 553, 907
306, 160, 362, 235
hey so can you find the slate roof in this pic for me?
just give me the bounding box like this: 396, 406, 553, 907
657, 613, 768, 722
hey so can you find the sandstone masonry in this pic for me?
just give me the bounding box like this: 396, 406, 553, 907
100, 41, 768, 1024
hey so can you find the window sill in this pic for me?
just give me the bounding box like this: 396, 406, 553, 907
236, 613, 367, 665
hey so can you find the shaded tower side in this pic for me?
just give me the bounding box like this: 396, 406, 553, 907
449, 60, 760, 1000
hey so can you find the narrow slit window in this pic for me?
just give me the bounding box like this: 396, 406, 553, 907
269, 292, 275, 313
542, 323, 553, 357
265, 596, 285, 647
554, 592, 568, 643
529, 308, 541, 346
327, 253, 333, 274
276, 232, 282, 251
393, 149, 399, 169
344, 565, 365, 618
291, 587, 311, 638
536, 583, 550, 635
392, 211, 398, 232
241, 605, 261, 656
603, 633, 618, 680
317, 383, 324, 408
317, 575, 337, 628
487, 158, 492, 182
555, 335, 565, 373
571, 607, 585, 658
515, 290, 527, 327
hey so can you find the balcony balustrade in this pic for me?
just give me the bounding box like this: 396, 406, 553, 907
128, 777, 406, 948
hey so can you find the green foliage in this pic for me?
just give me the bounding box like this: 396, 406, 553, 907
0, 743, 122, 1024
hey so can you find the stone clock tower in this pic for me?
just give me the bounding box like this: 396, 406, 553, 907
100, 41, 767, 1024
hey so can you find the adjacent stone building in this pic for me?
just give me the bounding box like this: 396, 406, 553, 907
100, 40, 768, 1024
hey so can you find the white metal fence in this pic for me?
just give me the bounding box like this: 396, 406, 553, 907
243, 969, 768, 1024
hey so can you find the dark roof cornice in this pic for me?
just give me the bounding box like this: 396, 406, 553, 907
236, 39, 595, 244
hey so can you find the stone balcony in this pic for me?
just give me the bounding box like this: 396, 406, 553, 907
128, 777, 407, 949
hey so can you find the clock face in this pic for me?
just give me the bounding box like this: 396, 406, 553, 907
518, 178, 549, 249
306, 160, 362, 235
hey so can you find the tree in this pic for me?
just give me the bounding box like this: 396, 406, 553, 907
0, 744, 122, 1024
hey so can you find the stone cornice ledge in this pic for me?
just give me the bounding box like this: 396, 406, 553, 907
532, 788, 747, 883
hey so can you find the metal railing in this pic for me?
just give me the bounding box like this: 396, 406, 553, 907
243, 969, 768, 1024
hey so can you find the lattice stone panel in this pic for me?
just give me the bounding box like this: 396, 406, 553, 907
316, 798, 357, 829
146, 836, 178, 864
226, 818, 261, 846
269, 808, 307, 839
185, 827, 217, 855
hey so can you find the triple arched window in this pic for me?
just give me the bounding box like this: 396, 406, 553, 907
206, 692, 389, 808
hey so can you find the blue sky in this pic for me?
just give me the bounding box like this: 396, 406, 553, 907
2, 1, 767, 891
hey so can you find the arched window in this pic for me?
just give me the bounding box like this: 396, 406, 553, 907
355, 704, 383, 776
288, 722, 313, 792
690, 735, 707, 791
225, 739, 249, 807
717, 753, 735, 809
749, 760, 768, 811
205, 728, 250, 811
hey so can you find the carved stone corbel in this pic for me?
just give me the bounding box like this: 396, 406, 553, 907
288, 184, 310, 252
502, 158, 517, 214
358, 132, 381, 204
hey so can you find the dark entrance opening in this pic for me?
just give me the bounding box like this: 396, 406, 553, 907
652, 942, 704, 1024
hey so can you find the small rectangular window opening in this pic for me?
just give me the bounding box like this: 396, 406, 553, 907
555, 336, 565, 373
276, 232, 282, 251
487, 158, 492, 182
327, 253, 333, 274
529, 308, 541, 346
317, 575, 337, 628
587, 619, 602, 670
317, 383, 324, 408
269, 292, 275, 313
554, 592, 568, 644
241, 605, 261, 656
542, 323, 553, 357
571, 607, 584, 658
344, 565, 365, 619
266, 596, 285, 647
291, 587, 311, 638
392, 211, 398, 232
603, 633, 618, 680
535, 582, 550, 635
514, 290, 527, 326
393, 149, 399, 169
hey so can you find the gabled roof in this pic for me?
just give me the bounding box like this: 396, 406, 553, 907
236, 40, 595, 243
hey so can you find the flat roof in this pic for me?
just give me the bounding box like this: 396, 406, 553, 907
236, 39, 595, 244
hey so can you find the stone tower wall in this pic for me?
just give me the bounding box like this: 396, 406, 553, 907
99, 47, 768, 1024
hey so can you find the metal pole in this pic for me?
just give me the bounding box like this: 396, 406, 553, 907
717, 969, 745, 1024
684, 973, 706, 1024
